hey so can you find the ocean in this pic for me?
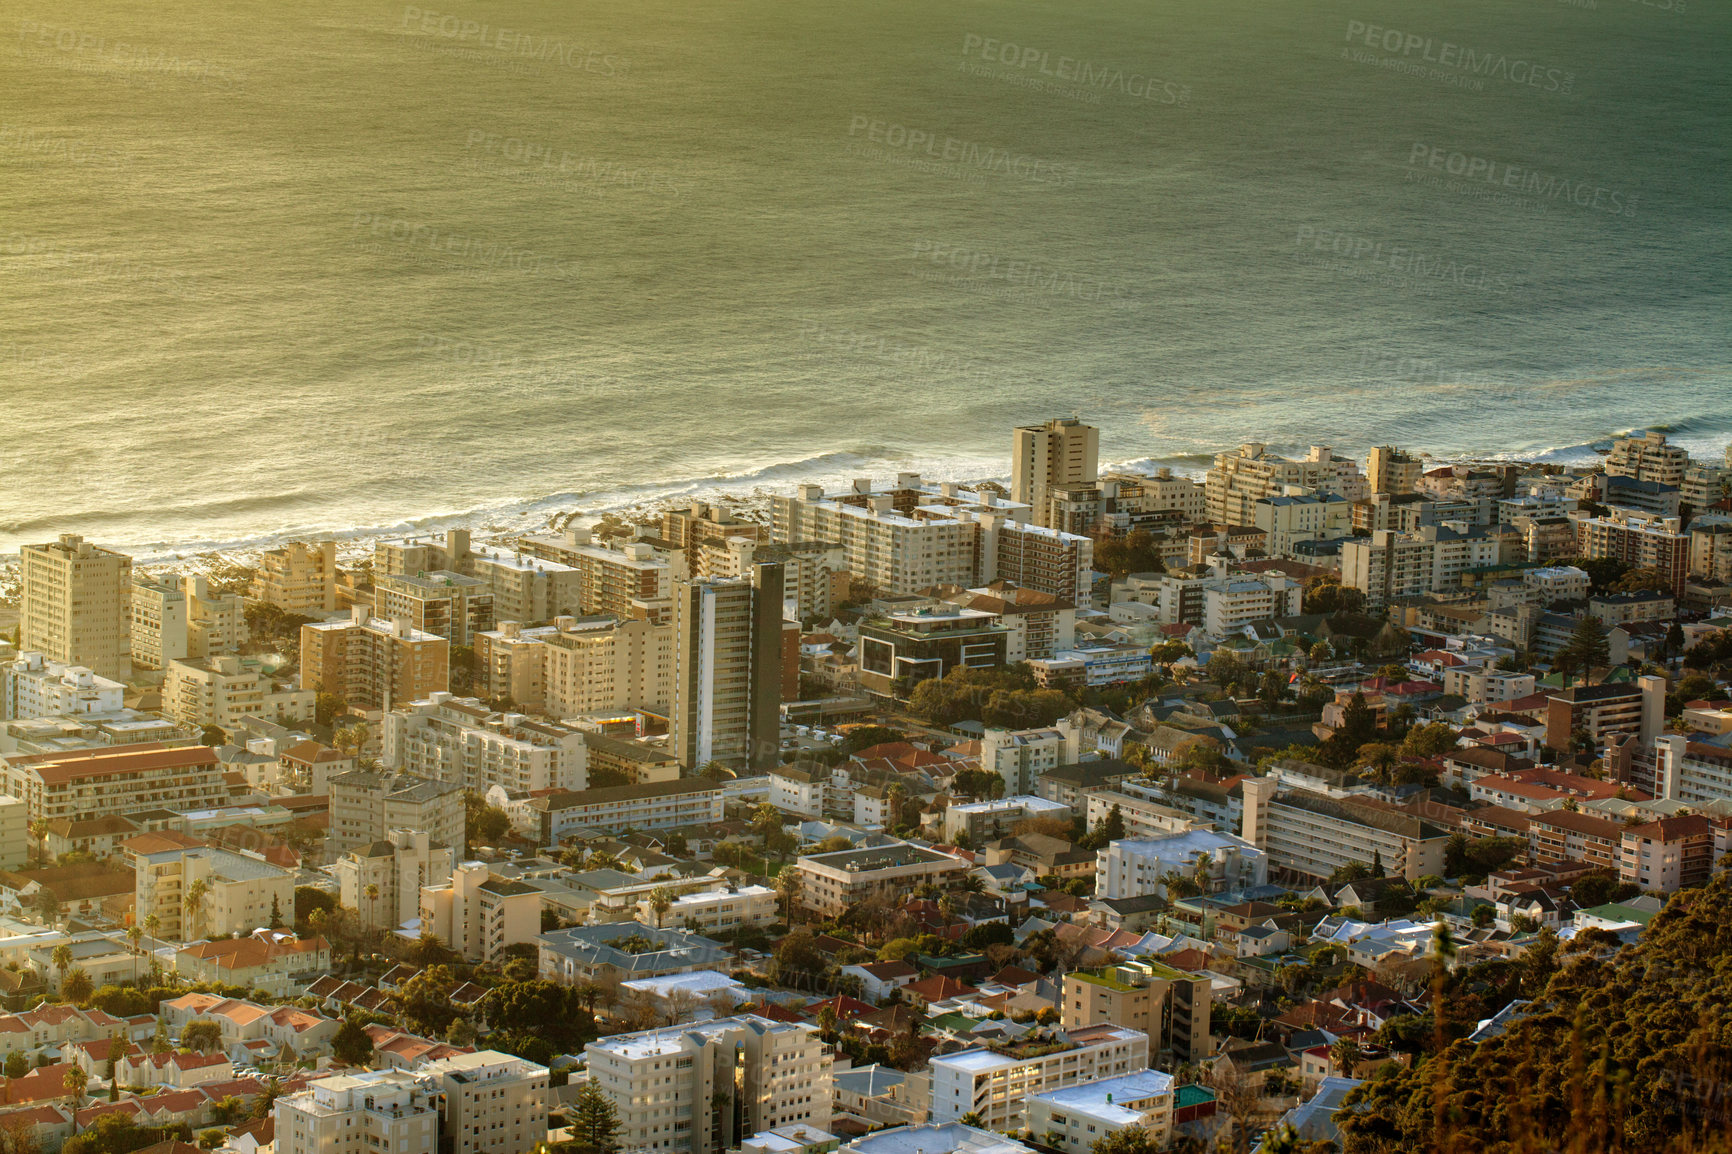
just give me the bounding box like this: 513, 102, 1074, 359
2, 0, 1727, 559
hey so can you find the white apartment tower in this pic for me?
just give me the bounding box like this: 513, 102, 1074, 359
1013, 418, 1100, 528
586, 1016, 830, 1154
20, 535, 133, 681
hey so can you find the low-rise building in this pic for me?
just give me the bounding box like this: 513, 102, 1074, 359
333, 828, 455, 931
793, 843, 971, 919
1619, 814, 1722, 894
942, 796, 1071, 844
929, 1024, 1150, 1130
1094, 829, 1269, 901
2, 654, 126, 722
274, 1068, 442, 1154
527, 779, 724, 845
1026, 1068, 1176, 1154
539, 922, 730, 983
2, 744, 228, 828
163, 656, 314, 730
174, 930, 331, 996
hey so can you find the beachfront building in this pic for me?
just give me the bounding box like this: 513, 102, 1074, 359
252, 540, 338, 613
20, 535, 133, 681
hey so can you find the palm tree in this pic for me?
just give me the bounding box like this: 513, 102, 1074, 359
51, 943, 73, 992
126, 924, 143, 985
364, 884, 380, 932
29, 820, 48, 867
62, 1065, 87, 1106
648, 886, 674, 929
142, 914, 161, 983
775, 869, 803, 924
185, 878, 210, 942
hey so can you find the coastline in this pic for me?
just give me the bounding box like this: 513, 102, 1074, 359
0, 433, 1632, 605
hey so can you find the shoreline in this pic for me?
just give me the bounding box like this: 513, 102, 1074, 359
0, 438, 1622, 604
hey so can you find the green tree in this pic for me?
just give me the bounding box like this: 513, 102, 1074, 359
648, 886, 675, 929
314, 691, 347, 728
61, 967, 93, 1005
331, 1016, 375, 1068
199, 724, 227, 747
181, 1020, 224, 1054
1560, 615, 1611, 681
568, 1079, 622, 1154
3, 1051, 25, 1079
1089, 1127, 1162, 1154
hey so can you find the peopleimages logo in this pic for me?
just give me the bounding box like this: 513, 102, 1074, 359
959, 33, 1189, 105
1343, 20, 1573, 93
399, 7, 627, 76
846, 115, 1078, 185
1408, 143, 1637, 216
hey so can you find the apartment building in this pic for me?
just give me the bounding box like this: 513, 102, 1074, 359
586, 1015, 830, 1154
942, 795, 1072, 844
162, 655, 314, 730
1063, 961, 1211, 1063
543, 615, 672, 717
1027, 1068, 1176, 1154
1204, 445, 1368, 527
794, 843, 971, 918
252, 540, 338, 613
975, 516, 1096, 608
133, 845, 295, 941
274, 1069, 441, 1154
1366, 446, 1422, 496
980, 724, 1082, 795
670, 565, 784, 771
515, 536, 673, 623
1013, 418, 1100, 528
300, 607, 449, 711
1652, 736, 1732, 806
420, 862, 541, 962
383, 693, 589, 793
943, 584, 1076, 663
646, 883, 778, 935
857, 607, 1007, 701
1688, 520, 1732, 584
584, 733, 683, 785
772, 484, 980, 595
467, 545, 583, 622
539, 923, 731, 982
1239, 779, 1448, 883
374, 571, 495, 646
422, 1050, 549, 1154
326, 768, 464, 854
473, 620, 557, 709
1620, 815, 1722, 894
1604, 431, 1690, 487
1, 654, 126, 721
332, 828, 455, 930
528, 779, 724, 844
1575, 510, 1690, 594
0, 797, 27, 870
1046, 472, 1204, 538
930, 1024, 1149, 1130
1252, 493, 1353, 558
1543, 677, 1664, 754
1084, 783, 1203, 841
1440, 666, 1536, 705
1094, 829, 1269, 900
663, 502, 766, 579
2, 744, 228, 826
1340, 524, 1513, 606
131, 574, 246, 671
1201, 573, 1304, 635
20, 535, 133, 681
1526, 809, 1623, 872
1681, 462, 1728, 513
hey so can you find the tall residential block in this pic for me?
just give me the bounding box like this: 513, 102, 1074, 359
1203, 444, 1368, 527
132, 574, 247, 671
1063, 962, 1212, 1063
1013, 418, 1100, 528
252, 540, 338, 613
20, 535, 133, 681
383, 692, 589, 793
1366, 446, 1422, 496
374, 571, 495, 646
299, 606, 449, 711
1574, 510, 1690, 594
586, 1015, 831, 1154
274, 1069, 441, 1154
542, 615, 672, 717
671, 563, 784, 770
326, 767, 465, 854
418, 861, 542, 962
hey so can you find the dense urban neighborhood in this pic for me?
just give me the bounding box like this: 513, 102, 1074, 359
4, 423, 1732, 1154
